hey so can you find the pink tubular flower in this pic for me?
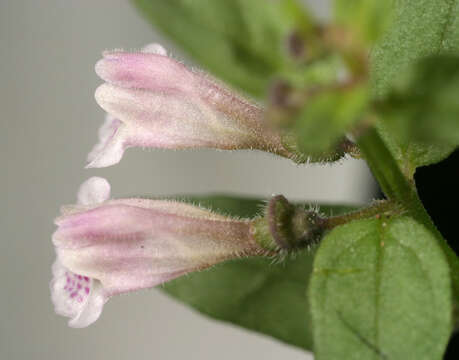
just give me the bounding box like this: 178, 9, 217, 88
87, 43, 292, 168
50, 177, 263, 328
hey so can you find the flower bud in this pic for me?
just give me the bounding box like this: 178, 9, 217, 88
50, 177, 264, 327
88, 43, 293, 168
250, 195, 324, 252
287, 31, 307, 60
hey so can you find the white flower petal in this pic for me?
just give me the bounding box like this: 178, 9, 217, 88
50, 259, 106, 328
141, 42, 168, 56
86, 115, 128, 169
77, 177, 111, 205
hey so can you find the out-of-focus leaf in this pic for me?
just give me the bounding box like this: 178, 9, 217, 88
132, 0, 312, 97
294, 84, 369, 157
374, 56, 459, 177
281, 54, 348, 89
381, 55, 459, 147
310, 217, 452, 360
375, 121, 456, 179
334, 0, 394, 45
162, 195, 356, 351
371, 0, 459, 98
369, 1, 459, 172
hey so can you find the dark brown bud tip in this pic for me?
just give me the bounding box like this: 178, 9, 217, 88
267, 195, 324, 250
269, 80, 293, 109
287, 31, 306, 59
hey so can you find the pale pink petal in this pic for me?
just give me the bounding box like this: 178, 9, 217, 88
54, 203, 253, 305
90, 44, 291, 167
53, 203, 251, 254
51, 179, 262, 327
95, 52, 195, 93
94, 84, 255, 150
109, 198, 230, 221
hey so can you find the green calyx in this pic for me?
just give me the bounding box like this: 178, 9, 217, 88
250, 195, 324, 252
281, 132, 361, 163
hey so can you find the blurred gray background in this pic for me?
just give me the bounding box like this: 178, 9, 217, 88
0, 1, 375, 359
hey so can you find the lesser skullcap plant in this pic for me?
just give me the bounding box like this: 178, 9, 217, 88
51, 1, 459, 359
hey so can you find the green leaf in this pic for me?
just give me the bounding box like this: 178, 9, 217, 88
132, 0, 311, 97
334, 0, 394, 44
294, 84, 369, 156
375, 121, 456, 179
381, 55, 459, 148
357, 128, 459, 308
165, 252, 316, 349
372, 56, 459, 177
310, 217, 452, 360
162, 195, 355, 351
369, 1, 459, 172
371, 0, 459, 98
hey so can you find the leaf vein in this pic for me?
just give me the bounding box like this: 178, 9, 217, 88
438, 0, 457, 52
336, 310, 389, 359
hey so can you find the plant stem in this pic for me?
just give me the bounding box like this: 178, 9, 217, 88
357, 126, 459, 302
321, 200, 401, 229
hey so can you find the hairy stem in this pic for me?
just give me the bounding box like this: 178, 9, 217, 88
321, 200, 401, 229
